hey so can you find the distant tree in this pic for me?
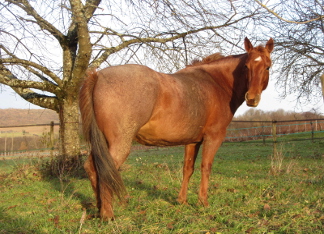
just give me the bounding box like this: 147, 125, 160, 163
0, 0, 258, 158
235, 109, 269, 122
234, 108, 324, 121
254, 0, 324, 105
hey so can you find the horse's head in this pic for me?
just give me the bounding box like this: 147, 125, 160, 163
244, 37, 274, 107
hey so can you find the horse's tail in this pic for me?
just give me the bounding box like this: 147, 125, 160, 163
79, 68, 125, 200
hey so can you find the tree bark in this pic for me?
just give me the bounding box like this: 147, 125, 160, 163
58, 97, 81, 158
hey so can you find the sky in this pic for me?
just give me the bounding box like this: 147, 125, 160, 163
1, 78, 323, 117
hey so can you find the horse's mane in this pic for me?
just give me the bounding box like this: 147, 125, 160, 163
189, 44, 268, 67
189, 53, 225, 66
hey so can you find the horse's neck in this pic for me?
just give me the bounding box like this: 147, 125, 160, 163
229, 55, 249, 113
205, 55, 248, 113
208, 55, 247, 94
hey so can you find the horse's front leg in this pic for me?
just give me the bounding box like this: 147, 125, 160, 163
177, 143, 201, 204
199, 132, 226, 206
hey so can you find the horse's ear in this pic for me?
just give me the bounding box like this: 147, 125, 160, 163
244, 37, 253, 52
266, 38, 274, 53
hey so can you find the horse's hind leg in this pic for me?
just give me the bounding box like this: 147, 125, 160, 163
84, 154, 101, 211
178, 143, 201, 204
84, 153, 117, 220
98, 132, 134, 220
85, 152, 118, 220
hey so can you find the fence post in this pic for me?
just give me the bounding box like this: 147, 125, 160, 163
262, 123, 265, 145
50, 121, 54, 157
310, 121, 314, 142
11, 133, 13, 156
4, 135, 7, 157
272, 120, 277, 156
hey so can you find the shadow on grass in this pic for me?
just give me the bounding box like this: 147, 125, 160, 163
124, 178, 180, 206
39, 154, 99, 215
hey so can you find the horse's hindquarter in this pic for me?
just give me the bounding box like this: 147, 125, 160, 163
93, 65, 161, 140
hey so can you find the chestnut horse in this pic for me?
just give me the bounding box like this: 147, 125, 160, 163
79, 37, 274, 220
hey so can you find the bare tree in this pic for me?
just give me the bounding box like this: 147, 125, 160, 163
254, 0, 324, 105
0, 0, 258, 158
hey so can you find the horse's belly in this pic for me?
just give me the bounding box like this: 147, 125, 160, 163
135, 122, 203, 146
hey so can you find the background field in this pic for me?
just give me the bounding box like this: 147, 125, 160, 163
0, 109, 59, 127
0, 135, 323, 233
0, 109, 60, 155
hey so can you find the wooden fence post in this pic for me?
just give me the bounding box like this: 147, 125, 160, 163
310, 121, 314, 142
262, 123, 266, 145
272, 120, 277, 156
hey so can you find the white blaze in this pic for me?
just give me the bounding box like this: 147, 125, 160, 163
255, 56, 262, 62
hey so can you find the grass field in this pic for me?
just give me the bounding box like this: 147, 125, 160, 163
0, 125, 60, 137
0, 136, 323, 233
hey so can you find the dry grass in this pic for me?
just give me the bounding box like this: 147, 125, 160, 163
269, 144, 284, 175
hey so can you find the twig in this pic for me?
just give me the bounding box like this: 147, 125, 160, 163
78, 209, 87, 234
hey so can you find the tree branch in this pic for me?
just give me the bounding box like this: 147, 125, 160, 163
69, 0, 92, 86
90, 19, 250, 67
0, 63, 59, 110
0, 75, 61, 95
254, 0, 324, 24
1, 56, 62, 87
4, 0, 65, 43
63, 0, 101, 77
83, 0, 102, 22
0, 64, 61, 94
11, 87, 60, 111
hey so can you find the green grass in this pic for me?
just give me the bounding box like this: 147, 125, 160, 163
0, 137, 323, 233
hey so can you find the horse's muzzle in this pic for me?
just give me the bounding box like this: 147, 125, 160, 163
245, 92, 261, 107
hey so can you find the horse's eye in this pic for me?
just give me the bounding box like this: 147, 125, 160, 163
266, 67, 270, 70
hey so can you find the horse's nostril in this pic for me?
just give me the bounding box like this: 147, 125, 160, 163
245, 92, 261, 107
245, 92, 249, 101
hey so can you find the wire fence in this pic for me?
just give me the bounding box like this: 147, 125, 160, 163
0, 119, 324, 157
226, 119, 324, 143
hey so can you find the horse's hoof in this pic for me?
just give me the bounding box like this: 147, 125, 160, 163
177, 198, 188, 205
100, 211, 115, 221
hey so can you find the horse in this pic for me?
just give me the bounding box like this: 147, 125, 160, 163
79, 37, 274, 220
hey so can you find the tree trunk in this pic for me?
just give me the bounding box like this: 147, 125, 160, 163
58, 97, 81, 158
